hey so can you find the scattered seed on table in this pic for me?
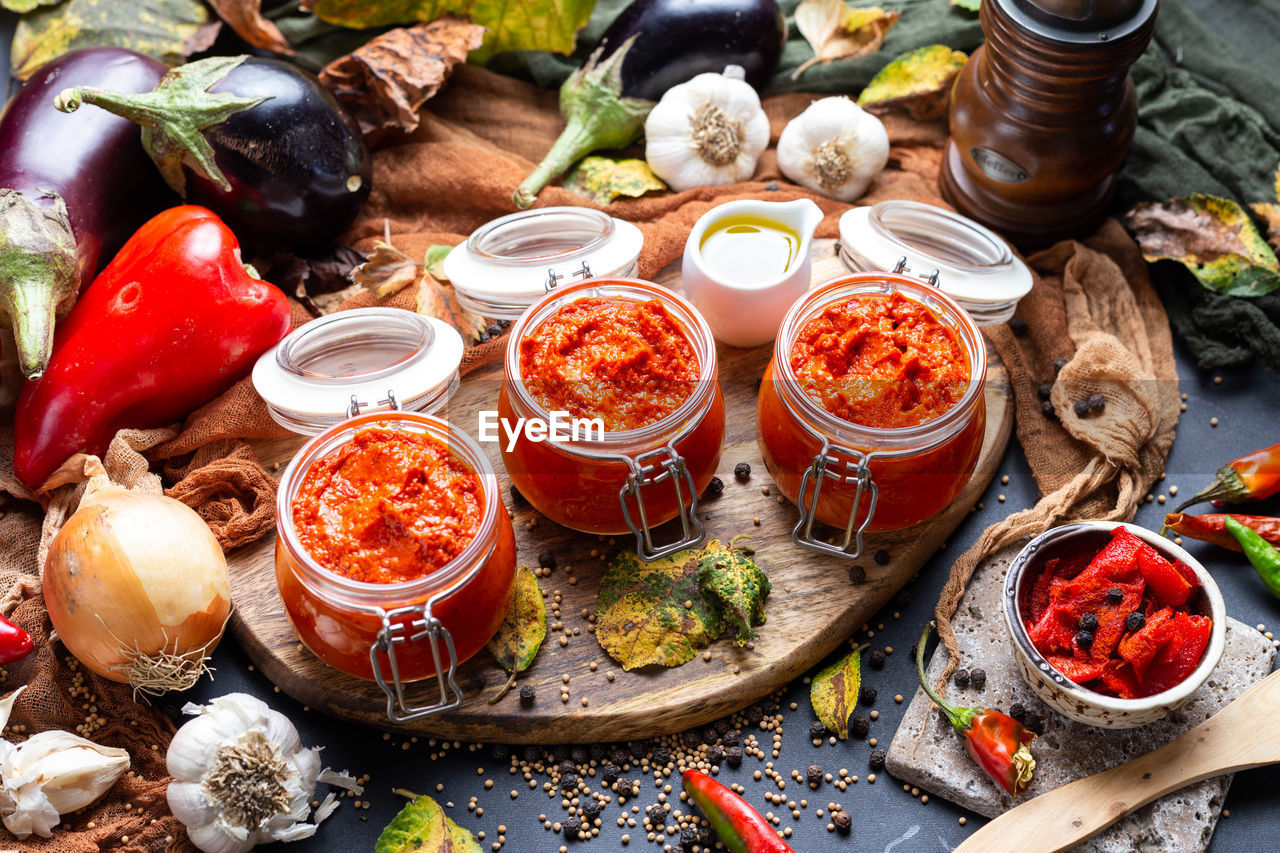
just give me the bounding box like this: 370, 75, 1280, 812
1001, 475, 1009, 485
1211, 417, 1219, 427
735, 462, 752, 482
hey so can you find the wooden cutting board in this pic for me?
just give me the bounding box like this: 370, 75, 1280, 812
227, 240, 1014, 742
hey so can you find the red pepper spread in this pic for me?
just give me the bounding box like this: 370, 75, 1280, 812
293, 427, 482, 584
789, 292, 969, 429
519, 297, 699, 431
1024, 528, 1212, 699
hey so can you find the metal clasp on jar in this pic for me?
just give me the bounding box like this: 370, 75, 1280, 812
792, 440, 880, 558
545, 261, 594, 291
346, 389, 402, 418
369, 601, 462, 723
619, 445, 706, 561
892, 256, 940, 288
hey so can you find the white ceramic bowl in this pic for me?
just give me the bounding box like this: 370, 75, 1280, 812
1002, 520, 1226, 729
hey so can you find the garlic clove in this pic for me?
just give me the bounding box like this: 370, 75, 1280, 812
167, 781, 218, 828
167, 711, 226, 782
189, 818, 255, 853
7, 732, 130, 814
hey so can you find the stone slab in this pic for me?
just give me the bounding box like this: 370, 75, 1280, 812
887, 544, 1276, 853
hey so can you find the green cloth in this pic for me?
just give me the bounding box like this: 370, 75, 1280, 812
488, 0, 1280, 369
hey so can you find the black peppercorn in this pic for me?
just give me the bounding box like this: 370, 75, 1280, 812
561, 773, 579, 792
860, 685, 877, 705
520, 684, 535, 706
680, 825, 698, 845
703, 727, 720, 745
745, 705, 765, 724
868, 649, 886, 670
552, 746, 570, 763
848, 564, 867, 585
1126, 611, 1146, 632
809, 720, 827, 738
953, 668, 971, 689
1088, 393, 1106, 412
1053, 356, 1068, 374
628, 740, 646, 758
652, 747, 671, 766
1009, 316, 1029, 336
1023, 713, 1043, 734
1008, 703, 1026, 723
869, 748, 886, 769
611, 748, 630, 766
559, 759, 576, 776
833, 810, 853, 831
467, 669, 487, 691
538, 551, 556, 570
704, 476, 725, 498
1107, 586, 1125, 604
477, 332, 490, 343
1076, 629, 1095, 647
1037, 382, 1053, 401
564, 814, 583, 836
571, 746, 588, 765
509, 484, 526, 506
1041, 399, 1056, 419
762, 699, 779, 715
970, 668, 987, 689
523, 745, 541, 764
617, 777, 638, 795
589, 744, 608, 762
734, 462, 752, 482
1073, 399, 1090, 417
1078, 612, 1099, 632
722, 729, 740, 746
706, 744, 724, 763
601, 764, 620, 784
486, 322, 503, 338
714, 719, 731, 734
647, 803, 667, 824
490, 743, 509, 762
581, 798, 601, 817
682, 729, 702, 748
725, 745, 744, 767
807, 764, 824, 786
850, 716, 870, 739
874, 549, 891, 565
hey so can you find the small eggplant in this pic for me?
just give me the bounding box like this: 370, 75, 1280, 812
54, 56, 371, 252
513, 0, 787, 208
0, 48, 170, 380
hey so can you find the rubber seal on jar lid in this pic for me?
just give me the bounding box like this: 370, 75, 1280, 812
837, 201, 1033, 325
443, 207, 644, 321
252, 307, 463, 435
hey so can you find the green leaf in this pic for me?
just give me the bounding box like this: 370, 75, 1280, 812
695, 539, 770, 646
858, 45, 968, 121
305, 0, 596, 60
1125, 194, 1280, 298
11, 0, 218, 80
810, 645, 866, 739
424, 244, 453, 279
376, 793, 483, 853
563, 156, 667, 206
595, 546, 725, 671
2, 0, 61, 14
951, 0, 981, 12
486, 566, 546, 702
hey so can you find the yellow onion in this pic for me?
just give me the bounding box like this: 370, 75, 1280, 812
44, 477, 231, 695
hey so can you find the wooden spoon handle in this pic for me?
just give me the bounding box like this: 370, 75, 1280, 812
953, 669, 1280, 853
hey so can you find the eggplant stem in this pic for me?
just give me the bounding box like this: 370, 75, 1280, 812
54, 56, 266, 196
0, 189, 78, 379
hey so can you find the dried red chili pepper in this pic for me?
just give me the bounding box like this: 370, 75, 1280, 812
682, 769, 794, 853
1163, 513, 1280, 552
915, 622, 1036, 797
1173, 442, 1280, 514
0, 614, 34, 665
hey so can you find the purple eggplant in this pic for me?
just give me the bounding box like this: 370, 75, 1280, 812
53, 55, 371, 252
513, 0, 786, 208
0, 48, 169, 379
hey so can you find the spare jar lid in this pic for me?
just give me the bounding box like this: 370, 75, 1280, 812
838, 200, 1033, 325
252, 307, 463, 435
444, 207, 644, 321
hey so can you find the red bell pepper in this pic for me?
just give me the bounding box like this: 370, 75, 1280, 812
13, 206, 290, 489
682, 769, 794, 853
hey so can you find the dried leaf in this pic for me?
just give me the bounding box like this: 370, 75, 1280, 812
303, 0, 594, 60
419, 271, 487, 344
695, 539, 770, 646
424, 244, 452, 279
351, 240, 422, 298
951, 0, 980, 12
208, 0, 293, 54
1126, 194, 1280, 298
793, 0, 900, 80
810, 644, 866, 739
487, 566, 546, 702
11, 0, 219, 80
1, 0, 60, 15
858, 44, 968, 121
320, 18, 486, 137
1251, 203, 1280, 253
376, 792, 483, 853
564, 156, 667, 206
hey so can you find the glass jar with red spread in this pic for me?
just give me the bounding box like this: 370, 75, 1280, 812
500, 278, 724, 559
757, 273, 987, 557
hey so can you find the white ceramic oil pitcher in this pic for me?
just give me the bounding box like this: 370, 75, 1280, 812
682, 198, 824, 348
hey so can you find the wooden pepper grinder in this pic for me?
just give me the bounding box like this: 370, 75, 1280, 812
941, 0, 1158, 247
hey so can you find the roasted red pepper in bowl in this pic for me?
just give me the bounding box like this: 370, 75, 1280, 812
13, 205, 291, 490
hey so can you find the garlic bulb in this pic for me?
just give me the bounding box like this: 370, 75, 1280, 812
167, 693, 361, 853
777, 96, 890, 201
644, 66, 770, 191
0, 686, 131, 839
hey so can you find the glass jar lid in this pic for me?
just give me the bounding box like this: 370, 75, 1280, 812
444, 207, 644, 321
838, 200, 1033, 325
252, 307, 463, 435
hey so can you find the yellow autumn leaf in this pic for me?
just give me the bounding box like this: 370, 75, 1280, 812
564, 156, 667, 206
487, 566, 546, 703
793, 0, 900, 80
858, 44, 968, 120
810, 644, 867, 739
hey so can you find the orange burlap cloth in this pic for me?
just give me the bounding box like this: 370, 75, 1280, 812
0, 64, 1176, 848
